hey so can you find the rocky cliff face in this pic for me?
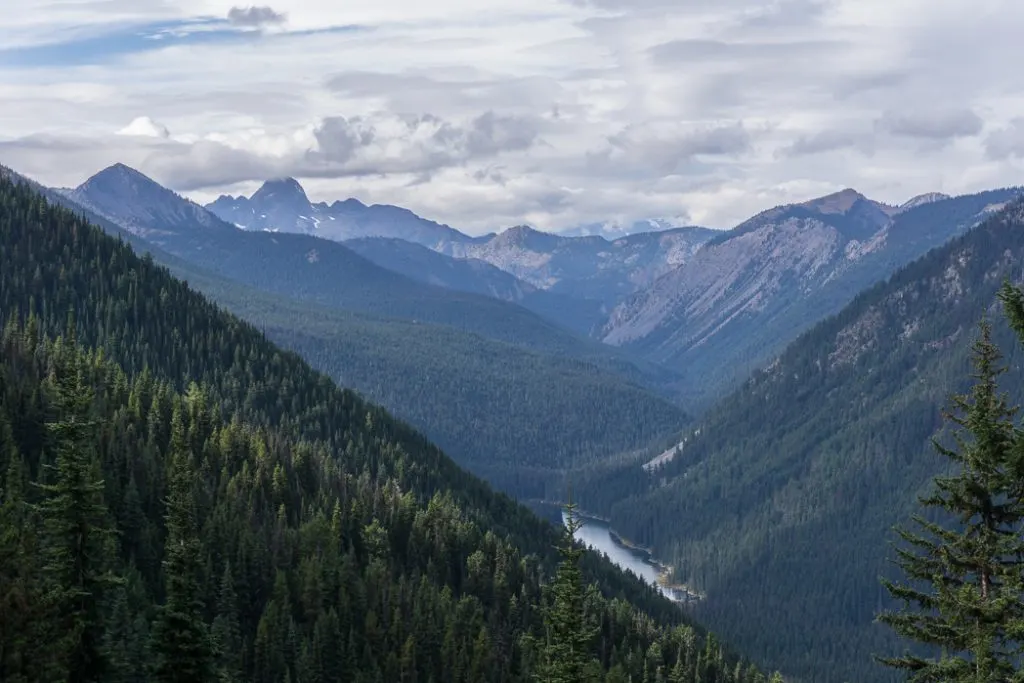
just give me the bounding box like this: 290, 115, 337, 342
207, 178, 472, 248
208, 177, 717, 307
437, 225, 718, 305
604, 191, 890, 345
601, 188, 1021, 405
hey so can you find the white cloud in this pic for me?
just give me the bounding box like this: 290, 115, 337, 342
118, 116, 171, 138
1, 0, 1023, 233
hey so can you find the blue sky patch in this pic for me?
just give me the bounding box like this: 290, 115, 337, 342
0, 19, 366, 69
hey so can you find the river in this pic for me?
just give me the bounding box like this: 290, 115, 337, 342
562, 511, 686, 602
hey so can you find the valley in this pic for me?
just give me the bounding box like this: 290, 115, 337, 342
575, 199, 1024, 682
562, 511, 698, 605
4, 158, 1024, 683
4, 6, 1020, 683
2, 174, 749, 683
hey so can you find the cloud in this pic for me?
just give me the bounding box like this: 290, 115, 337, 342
227, 6, 287, 28
117, 116, 170, 139
874, 108, 984, 141
304, 111, 542, 176
831, 71, 910, 100
1, 109, 543, 194
2, 0, 1024, 233
596, 122, 753, 176
736, 0, 831, 28
308, 116, 374, 164
985, 119, 1024, 160
781, 129, 871, 157
648, 38, 843, 65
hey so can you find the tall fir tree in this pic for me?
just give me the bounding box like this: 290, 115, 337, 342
211, 562, 243, 683
0, 420, 45, 683
151, 403, 214, 682
878, 319, 1024, 682
538, 498, 599, 683
36, 327, 119, 683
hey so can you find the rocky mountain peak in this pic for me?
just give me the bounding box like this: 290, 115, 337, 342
800, 188, 870, 215
899, 192, 952, 212
70, 164, 228, 236
78, 163, 165, 197
251, 177, 310, 207
496, 224, 538, 241
331, 197, 367, 211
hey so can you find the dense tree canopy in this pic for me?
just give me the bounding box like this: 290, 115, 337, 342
879, 320, 1024, 681
0, 171, 769, 682
571, 200, 1024, 682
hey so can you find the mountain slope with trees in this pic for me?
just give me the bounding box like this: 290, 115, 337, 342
436, 224, 718, 307
877, 314, 1024, 681
0, 163, 687, 501
576, 199, 1024, 682
66, 164, 657, 376
344, 236, 605, 336
166, 269, 685, 500
603, 188, 1020, 407
0, 170, 770, 682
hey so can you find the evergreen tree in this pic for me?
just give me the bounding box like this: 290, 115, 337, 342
538, 499, 599, 683
36, 335, 119, 682
211, 563, 243, 683
0, 427, 43, 683
878, 320, 1024, 681
0, 174, 769, 683
151, 404, 213, 682
101, 566, 151, 683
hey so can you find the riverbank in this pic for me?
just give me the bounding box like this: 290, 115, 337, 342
607, 528, 704, 602
562, 510, 704, 604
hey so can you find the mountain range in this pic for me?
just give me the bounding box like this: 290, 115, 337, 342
207, 176, 477, 248
6, 163, 686, 502
8, 156, 1024, 682
207, 175, 1019, 409
0, 171, 762, 683
434, 224, 718, 306
342, 236, 606, 335
66, 164, 627, 363
576, 196, 1024, 682
602, 187, 1019, 404
35, 162, 1021, 419
205, 179, 718, 308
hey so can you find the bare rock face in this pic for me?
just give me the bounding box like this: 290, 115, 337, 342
599, 188, 1018, 404
603, 191, 890, 346
437, 225, 718, 305
208, 176, 717, 307
206, 178, 471, 248
897, 192, 951, 212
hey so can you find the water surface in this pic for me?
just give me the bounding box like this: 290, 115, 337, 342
563, 511, 677, 600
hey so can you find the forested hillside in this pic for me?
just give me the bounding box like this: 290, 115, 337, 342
171, 268, 684, 500
69, 164, 631, 368
576, 199, 1024, 682
343, 236, 605, 336
0, 173, 772, 681
0, 164, 686, 503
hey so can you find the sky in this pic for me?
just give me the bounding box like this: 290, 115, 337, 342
1, 0, 1023, 234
